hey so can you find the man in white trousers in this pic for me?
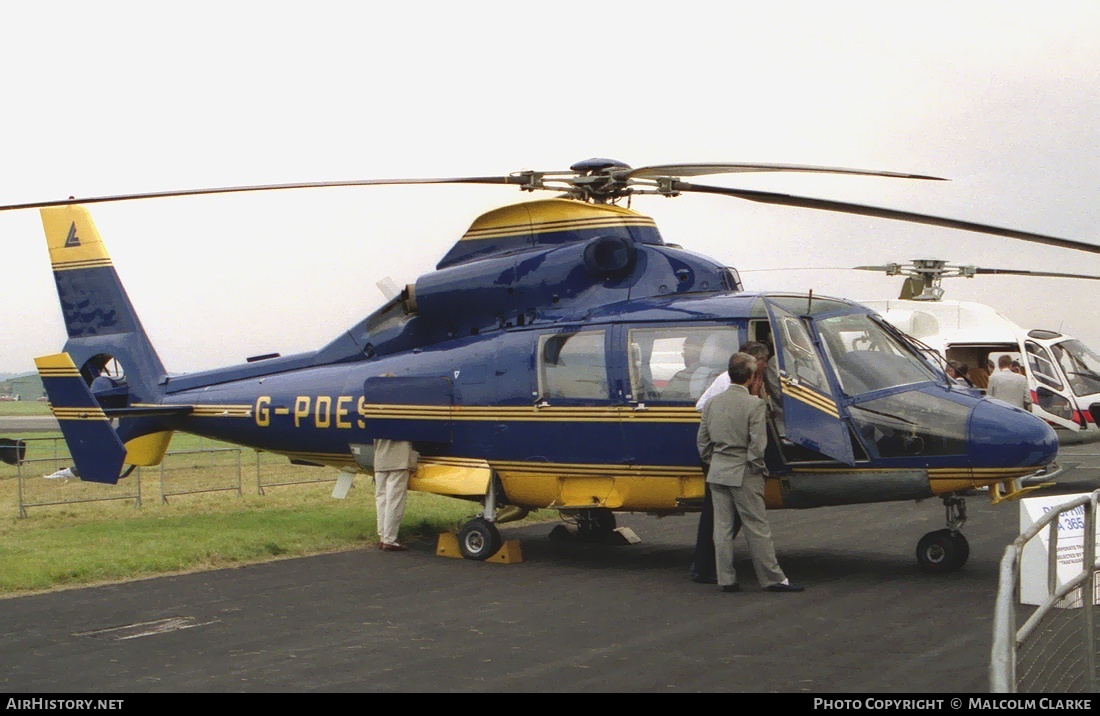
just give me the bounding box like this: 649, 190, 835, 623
373, 438, 418, 551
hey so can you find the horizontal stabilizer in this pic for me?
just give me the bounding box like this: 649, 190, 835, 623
35, 353, 128, 484
103, 405, 193, 419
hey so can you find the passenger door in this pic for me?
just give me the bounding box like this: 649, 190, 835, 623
762, 298, 855, 466
531, 328, 627, 465
1025, 339, 1083, 430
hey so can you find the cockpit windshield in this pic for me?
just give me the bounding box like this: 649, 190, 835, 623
816, 313, 938, 395
1051, 339, 1100, 397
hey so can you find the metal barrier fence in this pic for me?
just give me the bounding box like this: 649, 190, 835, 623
0, 437, 343, 516
158, 447, 243, 503
990, 490, 1100, 692
255, 450, 341, 495
8, 437, 141, 517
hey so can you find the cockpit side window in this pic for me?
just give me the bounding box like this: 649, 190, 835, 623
539, 330, 609, 400
1051, 340, 1100, 397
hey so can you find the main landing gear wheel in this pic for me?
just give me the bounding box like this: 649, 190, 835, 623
916, 528, 969, 574
576, 508, 617, 542
457, 518, 503, 561
548, 508, 624, 544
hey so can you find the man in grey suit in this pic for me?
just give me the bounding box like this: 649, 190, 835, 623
697, 352, 804, 593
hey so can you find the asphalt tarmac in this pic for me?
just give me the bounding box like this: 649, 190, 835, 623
0, 415, 59, 433
1, 441, 1098, 694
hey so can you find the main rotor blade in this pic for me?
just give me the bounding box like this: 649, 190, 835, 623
973, 267, 1100, 281
676, 181, 1100, 255
0, 176, 523, 212
626, 163, 946, 181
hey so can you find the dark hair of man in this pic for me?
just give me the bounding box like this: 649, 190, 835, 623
998, 354, 1014, 369
728, 352, 757, 385
739, 340, 770, 363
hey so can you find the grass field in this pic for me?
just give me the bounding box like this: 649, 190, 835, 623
0, 432, 553, 598
0, 400, 51, 416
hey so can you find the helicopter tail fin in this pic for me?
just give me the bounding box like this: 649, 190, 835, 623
38, 206, 176, 480
40, 205, 167, 402
34, 353, 128, 484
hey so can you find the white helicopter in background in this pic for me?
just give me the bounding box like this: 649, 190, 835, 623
856, 259, 1100, 443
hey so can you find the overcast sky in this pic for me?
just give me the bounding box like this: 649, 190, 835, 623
1, 2, 1097, 376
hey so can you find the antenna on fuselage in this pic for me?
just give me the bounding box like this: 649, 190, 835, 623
377, 277, 401, 301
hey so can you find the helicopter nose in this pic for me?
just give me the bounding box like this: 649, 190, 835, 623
967, 399, 1058, 467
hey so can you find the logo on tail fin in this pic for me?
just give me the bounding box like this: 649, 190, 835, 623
64, 222, 80, 247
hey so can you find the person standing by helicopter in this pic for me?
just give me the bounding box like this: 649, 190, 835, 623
689, 341, 770, 584
373, 436, 418, 552
947, 361, 974, 388
988, 354, 1033, 411
697, 351, 804, 593
695, 341, 773, 407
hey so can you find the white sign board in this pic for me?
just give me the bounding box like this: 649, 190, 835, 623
1019, 493, 1099, 608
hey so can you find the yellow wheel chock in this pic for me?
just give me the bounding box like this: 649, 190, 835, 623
436, 532, 523, 563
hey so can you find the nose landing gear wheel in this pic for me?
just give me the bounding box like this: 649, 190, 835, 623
916, 528, 969, 574
457, 518, 503, 561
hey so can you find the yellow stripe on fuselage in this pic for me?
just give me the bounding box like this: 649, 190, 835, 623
148, 401, 702, 424
780, 379, 840, 419
360, 403, 701, 423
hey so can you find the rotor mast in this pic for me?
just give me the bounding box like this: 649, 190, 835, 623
879, 259, 977, 301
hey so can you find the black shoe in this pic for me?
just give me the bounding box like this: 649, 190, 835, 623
720, 583, 741, 593
765, 582, 805, 592
693, 574, 718, 584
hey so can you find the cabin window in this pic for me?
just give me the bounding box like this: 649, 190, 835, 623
815, 314, 936, 396
1025, 341, 1063, 391
538, 330, 609, 400
627, 327, 740, 403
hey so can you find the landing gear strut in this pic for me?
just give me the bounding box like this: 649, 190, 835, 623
916, 495, 970, 574
455, 473, 527, 560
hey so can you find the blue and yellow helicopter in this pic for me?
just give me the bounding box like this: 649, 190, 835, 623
7, 159, 1097, 572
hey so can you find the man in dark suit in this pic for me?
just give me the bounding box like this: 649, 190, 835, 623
697, 352, 804, 593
